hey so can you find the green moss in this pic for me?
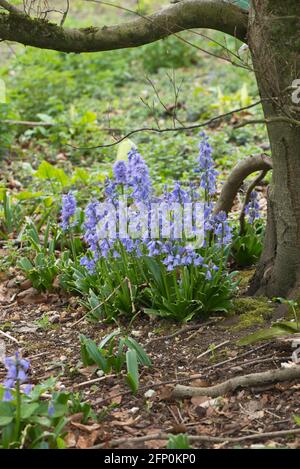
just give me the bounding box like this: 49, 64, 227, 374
231, 297, 274, 331
234, 269, 255, 291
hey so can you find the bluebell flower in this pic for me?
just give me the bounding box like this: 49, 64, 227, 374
245, 191, 260, 224
48, 402, 55, 418
212, 211, 232, 246
80, 255, 96, 273
169, 182, 190, 204
127, 148, 152, 202
61, 192, 77, 231
113, 161, 127, 185
2, 352, 31, 402
195, 133, 218, 196
105, 177, 118, 204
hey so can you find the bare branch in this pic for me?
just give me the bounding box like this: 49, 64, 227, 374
0, 0, 248, 53
0, 0, 23, 14
66, 100, 263, 150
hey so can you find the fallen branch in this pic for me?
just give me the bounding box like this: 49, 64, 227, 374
91, 428, 300, 449
214, 154, 272, 215
172, 365, 300, 398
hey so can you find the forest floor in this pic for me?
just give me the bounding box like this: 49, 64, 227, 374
1, 0, 300, 451
0, 276, 299, 449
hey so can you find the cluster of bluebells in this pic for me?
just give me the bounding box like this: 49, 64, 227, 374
195, 132, 219, 196
2, 352, 32, 402
211, 211, 232, 247
245, 191, 261, 224
112, 148, 152, 203
60, 191, 77, 231
71, 135, 233, 276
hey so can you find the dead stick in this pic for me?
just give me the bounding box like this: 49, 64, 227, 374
196, 340, 229, 359
145, 320, 217, 348
172, 366, 300, 398
0, 329, 19, 344
73, 373, 115, 389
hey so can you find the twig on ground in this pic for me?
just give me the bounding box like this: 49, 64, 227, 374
224, 355, 290, 371
0, 329, 19, 344
196, 340, 230, 359
145, 320, 218, 348
73, 374, 115, 389
172, 365, 300, 398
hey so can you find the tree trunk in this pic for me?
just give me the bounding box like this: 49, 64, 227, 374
248, 0, 300, 297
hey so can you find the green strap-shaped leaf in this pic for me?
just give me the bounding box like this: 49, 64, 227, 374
126, 349, 139, 393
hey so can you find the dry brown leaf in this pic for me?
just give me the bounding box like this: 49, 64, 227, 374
17, 287, 46, 304
64, 432, 77, 448
108, 385, 123, 404
191, 395, 210, 406
76, 430, 99, 449
111, 416, 140, 427
169, 423, 187, 434
78, 365, 98, 378
158, 386, 173, 401
69, 412, 84, 423
71, 421, 101, 433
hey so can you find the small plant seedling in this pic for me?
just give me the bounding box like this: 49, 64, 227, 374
80, 329, 151, 393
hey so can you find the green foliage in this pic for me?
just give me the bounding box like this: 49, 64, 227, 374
167, 433, 191, 449
0, 378, 93, 449
144, 255, 238, 322
17, 220, 61, 291
80, 330, 151, 393
136, 35, 198, 74
238, 321, 300, 346
232, 297, 274, 330
231, 221, 264, 267
34, 161, 69, 188
0, 191, 24, 239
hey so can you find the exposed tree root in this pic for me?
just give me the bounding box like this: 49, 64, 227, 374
214, 153, 272, 215
91, 428, 300, 449
172, 366, 300, 398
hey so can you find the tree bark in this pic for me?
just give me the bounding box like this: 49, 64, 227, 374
0, 1, 248, 52
248, 0, 300, 297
